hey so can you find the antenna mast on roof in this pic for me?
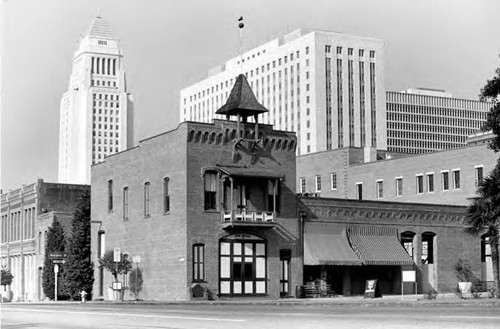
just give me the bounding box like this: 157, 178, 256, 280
238, 17, 244, 72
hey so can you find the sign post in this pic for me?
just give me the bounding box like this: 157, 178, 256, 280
402, 270, 416, 299
54, 264, 59, 302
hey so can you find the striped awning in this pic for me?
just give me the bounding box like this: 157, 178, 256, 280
347, 225, 414, 266
304, 223, 363, 266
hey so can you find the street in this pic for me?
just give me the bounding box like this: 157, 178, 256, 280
1, 302, 499, 329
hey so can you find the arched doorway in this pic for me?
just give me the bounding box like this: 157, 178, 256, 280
219, 233, 267, 296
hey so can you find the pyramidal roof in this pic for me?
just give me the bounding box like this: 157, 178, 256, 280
85, 15, 116, 39
216, 74, 268, 118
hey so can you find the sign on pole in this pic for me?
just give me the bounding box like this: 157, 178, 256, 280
113, 247, 121, 262
52, 259, 66, 264
402, 270, 416, 282
132, 256, 141, 263
54, 264, 59, 302
49, 252, 68, 259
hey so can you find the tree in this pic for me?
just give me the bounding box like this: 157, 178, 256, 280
480, 63, 500, 151
128, 267, 143, 301
1, 267, 14, 287
465, 160, 500, 298
42, 219, 67, 300
63, 190, 94, 300
99, 249, 132, 282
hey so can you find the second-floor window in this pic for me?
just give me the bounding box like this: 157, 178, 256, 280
268, 180, 280, 212
356, 183, 363, 200
376, 180, 383, 199
315, 175, 321, 192
163, 177, 170, 213
204, 172, 217, 210
299, 177, 306, 193
108, 180, 113, 212
426, 173, 434, 192
441, 171, 449, 191
453, 170, 460, 189
396, 177, 403, 197
475, 166, 484, 187
123, 187, 128, 219
144, 182, 150, 217
331, 173, 337, 190
416, 175, 424, 194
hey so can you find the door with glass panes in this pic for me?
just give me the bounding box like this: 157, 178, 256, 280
219, 234, 267, 296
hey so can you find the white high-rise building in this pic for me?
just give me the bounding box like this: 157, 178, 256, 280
180, 29, 386, 155
58, 16, 134, 184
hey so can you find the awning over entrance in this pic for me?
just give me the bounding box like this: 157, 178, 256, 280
216, 165, 284, 178
304, 223, 363, 266
347, 225, 414, 266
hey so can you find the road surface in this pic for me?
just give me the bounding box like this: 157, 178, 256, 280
2, 302, 499, 329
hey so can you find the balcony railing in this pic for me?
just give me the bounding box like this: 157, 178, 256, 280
221, 210, 275, 226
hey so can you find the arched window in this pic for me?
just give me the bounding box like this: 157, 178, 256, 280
123, 187, 129, 219
108, 180, 113, 212
400, 231, 416, 259
421, 232, 436, 264
144, 182, 150, 217
163, 178, 170, 213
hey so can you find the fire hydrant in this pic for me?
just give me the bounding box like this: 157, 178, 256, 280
80, 289, 88, 303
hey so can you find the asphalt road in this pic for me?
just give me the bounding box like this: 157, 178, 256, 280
1, 302, 500, 329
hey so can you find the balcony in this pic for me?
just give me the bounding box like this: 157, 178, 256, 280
221, 210, 276, 229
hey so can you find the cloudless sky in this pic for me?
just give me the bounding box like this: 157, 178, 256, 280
1, 0, 499, 191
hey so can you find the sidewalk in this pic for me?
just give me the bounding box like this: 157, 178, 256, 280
7, 293, 500, 307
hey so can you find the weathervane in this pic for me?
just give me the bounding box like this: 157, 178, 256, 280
238, 17, 244, 71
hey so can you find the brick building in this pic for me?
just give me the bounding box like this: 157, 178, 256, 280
92, 75, 485, 301
297, 144, 497, 206
91, 75, 301, 300
0, 179, 89, 301
298, 197, 485, 295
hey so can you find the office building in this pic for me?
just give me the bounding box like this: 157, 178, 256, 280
387, 88, 490, 154
58, 15, 134, 184
180, 29, 386, 155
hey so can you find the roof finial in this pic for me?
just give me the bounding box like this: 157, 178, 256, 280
238, 17, 244, 72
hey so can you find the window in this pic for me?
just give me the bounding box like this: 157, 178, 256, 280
123, 187, 129, 219
395, 177, 403, 196
330, 173, 337, 190
163, 177, 170, 213
376, 180, 383, 199
475, 166, 484, 186
452, 169, 460, 189
441, 171, 449, 191
107, 180, 113, 212
268, 179, 280, 212
401, 231, 415, 259
421, 232, 435, 264
193, 244, 205, 282
336, 47, 342, 54
356, 183, 363, 200
369, 50, 375, 58
426, 173, 434, 192
315, 175, 321, 192
416, 175, 424, 194
204, 172, 217, 210
144, 182, 150, 216
481, 235, 491, 262
300, 177, 306, 193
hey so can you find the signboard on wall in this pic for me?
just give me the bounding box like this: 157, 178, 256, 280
402, 270, 416, 282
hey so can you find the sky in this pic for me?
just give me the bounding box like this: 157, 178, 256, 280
1, 0, 499, 191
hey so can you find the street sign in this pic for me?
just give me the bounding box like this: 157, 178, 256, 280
49, 252, 68, 259
113, 247, 121, 262
54, 264, 59, 273
52, 259, 66, 264
132, 256, 141, 263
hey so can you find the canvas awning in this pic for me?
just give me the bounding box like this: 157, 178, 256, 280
304, 223, 363, 266
216, 165, 284, 179
347, 225, 414, 266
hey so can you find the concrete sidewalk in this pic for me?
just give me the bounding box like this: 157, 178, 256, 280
6, 293, 500, 307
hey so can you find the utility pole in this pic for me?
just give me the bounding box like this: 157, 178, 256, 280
54, 264, 59, 301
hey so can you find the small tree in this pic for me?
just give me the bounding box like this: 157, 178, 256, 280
99, 249, 132, 282
63, 190, 94, 300
42, 219, 67, 300
128, 267, 143, 301
480, 60, 500, 151
1, 267, 14, 287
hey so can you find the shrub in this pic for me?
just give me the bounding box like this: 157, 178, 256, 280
424, 288, 439, 300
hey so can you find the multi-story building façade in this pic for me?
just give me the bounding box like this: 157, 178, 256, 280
58, 15, 134, 185
0, 180, 89, 301
386, 88, 491, 154
180, 29, 386, 155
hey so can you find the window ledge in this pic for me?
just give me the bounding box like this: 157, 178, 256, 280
192, 280, 207, 284
144, 215, 151, 219
163, 211, 170, 215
